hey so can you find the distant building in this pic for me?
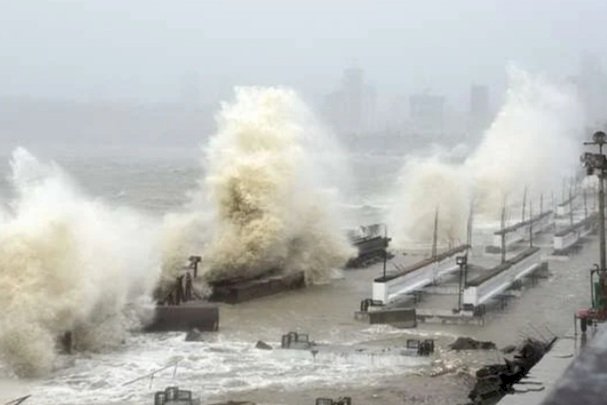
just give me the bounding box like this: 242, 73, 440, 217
468, 84, 491, 140
409, 94, 445, 140
323, 66, 376, 136
576, 53, 607, 127
179, 71, 201, 110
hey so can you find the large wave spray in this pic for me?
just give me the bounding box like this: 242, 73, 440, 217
163, 87, 352, 285
0, 149, 160, 377
392, 68, 585, 247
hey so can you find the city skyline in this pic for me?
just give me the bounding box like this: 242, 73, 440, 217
2, 0, 607, 104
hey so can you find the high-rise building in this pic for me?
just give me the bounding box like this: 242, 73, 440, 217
576, 53, 607, 126
468, 84, 490, 140
323, 66, 376, 136
180, 71, 201, 109
409, 94, 445, 140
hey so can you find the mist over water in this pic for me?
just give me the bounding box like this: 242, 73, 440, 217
0, 149, 161, 377
163, 87, 353, 286
391, 68, 585, 247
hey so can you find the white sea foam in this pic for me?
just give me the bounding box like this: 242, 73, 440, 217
163, 87, 353, 285
391, 67, 585, 247
0, 149, 161, 377
25, 332, 432, 404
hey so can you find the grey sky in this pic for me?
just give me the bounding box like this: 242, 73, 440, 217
1, 0, 606, 102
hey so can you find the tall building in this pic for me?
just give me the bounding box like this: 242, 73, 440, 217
468, 84, 490, 140
180, 71, 201, 110
323, 66, 376, 136
576, 53, 607, 126
409, 94, 445, 140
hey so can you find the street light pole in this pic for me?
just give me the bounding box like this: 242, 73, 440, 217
599, 163, 606, 272
576, 132, 607, 333
582, 131, 607, 272
456, 255, 467, 312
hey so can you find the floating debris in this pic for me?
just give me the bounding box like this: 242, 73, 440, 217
315, 398, 352, 405
279, 331, 434, 357
281, 331, 315, 350
153, 387, 200, 405
3, 395, 31, 405
185, 328, 205, 342
255, 340, 273, 350
449, 337, 497, 351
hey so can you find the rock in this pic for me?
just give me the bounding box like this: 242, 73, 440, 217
466, 338, 555, 404
501, 344, 517, 354
255, 340, 272, 350
185, 328, 205, 342
449, 336, 496, 351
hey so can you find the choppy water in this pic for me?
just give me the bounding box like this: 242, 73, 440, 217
0, 152, 598, 404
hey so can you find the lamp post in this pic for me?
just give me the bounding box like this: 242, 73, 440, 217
577, 131, 607, 333
188, 255, 202, 278
581, 131, 607, 271
456, 254, 468, 311
378, 223, 389, 279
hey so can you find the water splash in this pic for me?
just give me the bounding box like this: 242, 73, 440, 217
0, 148, 161, 377
391, 67, 585, 247
162, 87, 353, 286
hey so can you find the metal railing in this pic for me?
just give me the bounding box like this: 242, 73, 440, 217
122, 360, 181, 389
3, 396, 31, 405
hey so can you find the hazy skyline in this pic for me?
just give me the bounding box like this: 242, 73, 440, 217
2, 0, 607, 103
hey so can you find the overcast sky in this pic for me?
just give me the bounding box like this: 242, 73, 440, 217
1, 0, 606, 103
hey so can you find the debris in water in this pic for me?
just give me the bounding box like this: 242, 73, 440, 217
466, 337, 556, 404
184, 328, 205, 342
449, 337, 497, 351
153, 386, 199, 405
315, 398, 352, 405
255, 340, 273, 350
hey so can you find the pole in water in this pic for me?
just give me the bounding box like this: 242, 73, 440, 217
432, 206, 439, 258
382, 246, 387, 279
529, 201, 534, 247
4, 396, 31, 405
569, 185, 574, 226
500, 200, 507, 264
382, 224, 388, 278
456, 255, 467, 311
584, 187, 588, 221
540, 193, 544, 216
466, 199, 474, 250
521, 186, 527, 222
600, 170, 606, 271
